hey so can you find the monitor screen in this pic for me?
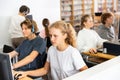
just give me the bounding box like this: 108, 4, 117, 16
0, 53, 14, 80
118, 21, 120, 40
103, 41, 120, 56
26, 15, 33, 20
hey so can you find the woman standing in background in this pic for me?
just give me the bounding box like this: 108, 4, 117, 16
9, 5, 30, 48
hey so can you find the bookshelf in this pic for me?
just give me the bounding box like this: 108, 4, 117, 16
117, 0, 120, 12
97, 0, 114, 13
60, 0, 94, 26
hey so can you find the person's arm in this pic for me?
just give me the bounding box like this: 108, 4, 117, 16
13, 50, 39, 69
72, 49, 88, 71
89, 48, 97, 54
26, 62, 49, 76
9, 50, 18, 59
79, 65, 88, 71
17, 62, 50, 79
13, 70, 33, 80
19, 77, 33, 80
95, 31, 108, 48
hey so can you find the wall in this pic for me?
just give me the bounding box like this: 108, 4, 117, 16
0, 0, 60, 49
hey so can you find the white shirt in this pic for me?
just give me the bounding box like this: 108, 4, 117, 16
77, 28, 107, 52
47, 45, 86, 80
9, 15, 25, 38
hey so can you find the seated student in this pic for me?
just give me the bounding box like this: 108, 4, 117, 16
14, 21, 88, 80
39, 18, 52, 50
95, 12, 115, 41
77, 14, 107, 54
9, 19, 47, 79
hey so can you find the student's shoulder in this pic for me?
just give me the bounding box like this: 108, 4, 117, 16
48, 46, 54, 51
68, 46, 79, 53
97, 24, 105, 29
11, 15, 24, 19
33, 36, 46, 44
68, 46, 81, 57
36, 36, 44, 40
77, 29, 85, 35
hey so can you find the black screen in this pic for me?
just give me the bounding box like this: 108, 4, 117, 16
118, 21, 120, 39
0, 53, 14, 80
103, 41, 120, 56
26, 15, 33, 20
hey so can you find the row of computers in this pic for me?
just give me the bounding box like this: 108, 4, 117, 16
0, 41, 120, 80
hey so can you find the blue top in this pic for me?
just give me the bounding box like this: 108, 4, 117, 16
15, 36, 46, 71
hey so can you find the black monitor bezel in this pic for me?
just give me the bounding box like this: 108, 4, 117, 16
0, 53, 14, 80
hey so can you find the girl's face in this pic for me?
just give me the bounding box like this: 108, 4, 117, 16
21, 24, 32, 38
84, 17, 93, 29
49, 27, 66, 47
106, 16, 114, 25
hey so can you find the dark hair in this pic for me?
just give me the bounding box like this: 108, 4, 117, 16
19, 5, 30, 15
80, 14, 91, 29
101, 12, 113, 24
74, 25, 81, 34
42, 18, 50, 36
20, 19, 38, 33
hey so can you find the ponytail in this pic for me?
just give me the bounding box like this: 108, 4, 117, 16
49, 21, 76, 47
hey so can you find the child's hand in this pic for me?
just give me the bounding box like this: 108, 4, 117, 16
89, 48, 97, 54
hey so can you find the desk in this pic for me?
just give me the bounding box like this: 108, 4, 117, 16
63, 56, 120, 80
82, 52, 116, 64
82, 52, 116, 59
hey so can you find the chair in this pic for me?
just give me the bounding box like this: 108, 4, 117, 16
3, 44, 14, 53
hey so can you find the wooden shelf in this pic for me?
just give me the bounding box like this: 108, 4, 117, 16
97, 0, 114, 13
60, 0, 94, 26
116, 0, 120, 12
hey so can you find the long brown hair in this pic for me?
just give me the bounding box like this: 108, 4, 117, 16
42, 18, 50, 37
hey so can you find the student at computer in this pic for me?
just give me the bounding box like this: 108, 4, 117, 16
95, 12, 115, 41
77, 14, 107, 54
9, 19, 46, 80
14, 21, 88, 80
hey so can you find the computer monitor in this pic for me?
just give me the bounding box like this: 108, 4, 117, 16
0, 53, 14, 80
103, 41, 120, 56
26, 15, 33, 20
118, 21, 120, 40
